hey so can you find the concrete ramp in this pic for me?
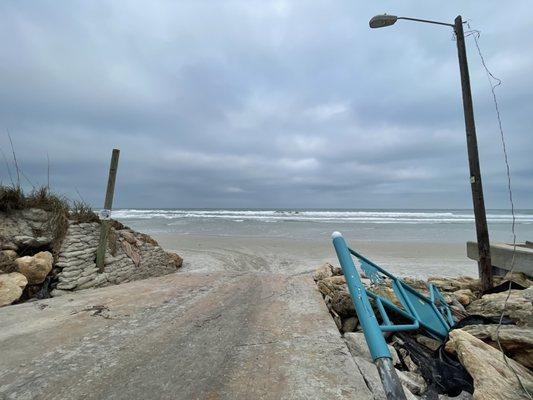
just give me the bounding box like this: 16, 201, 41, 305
0, 272, 372, 400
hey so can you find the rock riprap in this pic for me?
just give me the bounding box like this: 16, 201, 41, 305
467, 287, 533, 327
313, 263, 533, 400
461, 324, 533, 368
445, 329, 533, 400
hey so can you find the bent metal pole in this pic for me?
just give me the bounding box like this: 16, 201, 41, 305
332, 232, 407, 400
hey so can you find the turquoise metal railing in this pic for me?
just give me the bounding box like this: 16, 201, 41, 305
334, 234, 454, 341
332, 232, 456, 399
332, 232, 407, 399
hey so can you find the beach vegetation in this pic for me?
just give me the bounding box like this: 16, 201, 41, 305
1, 184, 99, 254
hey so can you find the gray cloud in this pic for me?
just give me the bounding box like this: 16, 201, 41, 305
1, 0, 531, 209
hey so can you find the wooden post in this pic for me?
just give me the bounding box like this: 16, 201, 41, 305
454, 16, 493, 290
96, 149, 120, 272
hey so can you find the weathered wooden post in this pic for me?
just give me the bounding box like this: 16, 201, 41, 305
96, 149, 120, 272
454, 16, 493, 291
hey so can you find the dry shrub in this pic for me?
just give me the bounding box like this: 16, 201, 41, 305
0, 186, 25, 212
70, 201, 99, 223
31, 188, 70, 256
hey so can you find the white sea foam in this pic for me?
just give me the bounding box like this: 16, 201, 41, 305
110, 209, 533, 224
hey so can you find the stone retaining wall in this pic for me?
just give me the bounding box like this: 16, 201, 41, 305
53, 222, 178, 296
1, 208, 182, 304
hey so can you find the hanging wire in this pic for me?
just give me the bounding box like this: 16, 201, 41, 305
466, 21, 532, 400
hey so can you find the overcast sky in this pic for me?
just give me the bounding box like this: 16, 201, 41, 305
0, 1, 531, 209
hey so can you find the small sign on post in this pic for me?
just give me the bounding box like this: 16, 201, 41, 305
99, 209, 112, 220
96, 149, 120, 272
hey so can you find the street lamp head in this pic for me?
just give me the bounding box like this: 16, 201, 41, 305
369, 14, 398, 28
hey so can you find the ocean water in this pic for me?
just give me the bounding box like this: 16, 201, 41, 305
113, 208, 533, 244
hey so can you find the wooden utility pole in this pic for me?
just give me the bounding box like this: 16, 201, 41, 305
96, 149, 120, 272
454, 16, 493, 290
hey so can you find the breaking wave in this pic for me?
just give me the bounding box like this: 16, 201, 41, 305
110, 209, 533, 224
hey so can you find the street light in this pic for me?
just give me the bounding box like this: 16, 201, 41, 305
369, 14, 493, 292
369, 14, 454, 28
369, 14, 398, 28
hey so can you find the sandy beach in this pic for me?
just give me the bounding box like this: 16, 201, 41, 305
155, 233, 478, 278
114, 208, 533, 279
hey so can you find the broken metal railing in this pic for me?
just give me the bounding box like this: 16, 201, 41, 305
332, 231, 456, 400
350, 246, 454, 340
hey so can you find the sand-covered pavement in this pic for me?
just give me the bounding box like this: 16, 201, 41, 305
0, 271, 373, 400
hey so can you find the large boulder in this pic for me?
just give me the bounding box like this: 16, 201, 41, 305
317, 276, 354, 317
453, 289, 476, 306
403, 277, 429, 291
15, 251, 53, 284
344, 332, 400, 366
445, 329, 533, 400
350, 355, 418, 400
428, 276, 481, 293
322, 275, 346, 286
5, 271, 28, 288
460, 324, 533, 368
313, 263, 334, 281
167, 252, 183, 269
0, 208, 54, 251
467, 287, 533, 327
0, 272, 27, 306
372, 286, 402, 307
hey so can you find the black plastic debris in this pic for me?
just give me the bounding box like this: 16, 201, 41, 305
482, 280, 528, 295
453, 314, 515, 329
393, 332, 474, 397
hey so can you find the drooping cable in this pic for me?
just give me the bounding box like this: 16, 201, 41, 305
466, 21, 531, 400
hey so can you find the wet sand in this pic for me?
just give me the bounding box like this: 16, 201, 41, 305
155, 233, 478, 279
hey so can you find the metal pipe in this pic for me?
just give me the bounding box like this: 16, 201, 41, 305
332, 232, 407, 400
376, 358, 409, 400
397, 16, 454, 27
